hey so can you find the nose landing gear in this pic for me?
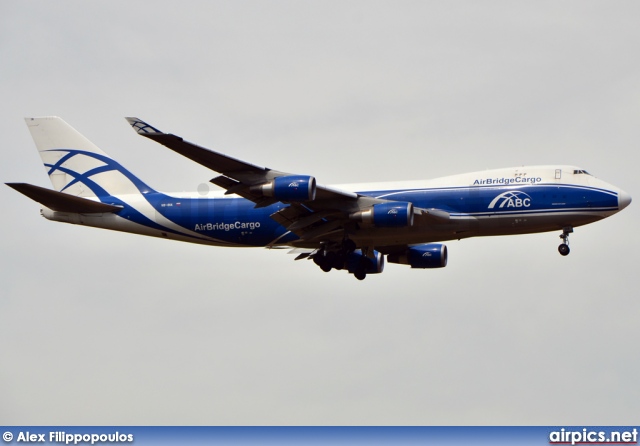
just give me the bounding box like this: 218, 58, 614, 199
558, 226, 573, 256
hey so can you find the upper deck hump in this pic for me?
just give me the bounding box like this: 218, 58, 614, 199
331, 165, 588, 194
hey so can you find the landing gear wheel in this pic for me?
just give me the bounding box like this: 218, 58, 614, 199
313, 251, 333, 272
354, 269, 367, 281
342, 239, 356, 253
324, 251, 338, 267
558, 226, 573, 256
353, 256, 369, 280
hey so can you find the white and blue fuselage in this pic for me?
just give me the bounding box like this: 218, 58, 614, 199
40, 164, 628, 247
8, 117, 631, 280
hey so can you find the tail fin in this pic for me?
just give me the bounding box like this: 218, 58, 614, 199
25, 117, 155, 198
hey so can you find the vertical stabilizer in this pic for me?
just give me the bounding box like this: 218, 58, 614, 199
25, 117, 154, 198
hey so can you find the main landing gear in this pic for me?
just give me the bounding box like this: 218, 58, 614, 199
313, 239, 354, 272
558, 226, 573, 256
313, 238, 364, 279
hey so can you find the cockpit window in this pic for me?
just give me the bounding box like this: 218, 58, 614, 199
573, 169, 591, 175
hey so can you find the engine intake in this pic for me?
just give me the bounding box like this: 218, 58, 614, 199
350, 202, 414, 228
387, 244, 448, 269
252, 175, 316, 202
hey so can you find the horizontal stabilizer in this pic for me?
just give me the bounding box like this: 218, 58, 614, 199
6, 183, 122, 213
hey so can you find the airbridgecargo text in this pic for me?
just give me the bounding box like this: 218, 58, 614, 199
195, 221, 261, 231
473, 177, 542, 185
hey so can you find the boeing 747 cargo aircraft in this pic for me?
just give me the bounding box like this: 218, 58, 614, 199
7, 117, 632, 280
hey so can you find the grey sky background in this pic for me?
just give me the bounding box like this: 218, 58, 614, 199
1, 1, 638, 425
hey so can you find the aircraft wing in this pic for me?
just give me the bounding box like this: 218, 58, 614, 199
125, 118, 451, 244
125, 117, 389, 241
126, 118, 359, 206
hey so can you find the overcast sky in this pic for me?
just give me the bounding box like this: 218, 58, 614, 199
1, 1, 638, 425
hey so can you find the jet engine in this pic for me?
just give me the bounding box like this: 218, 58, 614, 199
350, 202, 414, 227
387, 244, 448, 268
251, 175, 316, 202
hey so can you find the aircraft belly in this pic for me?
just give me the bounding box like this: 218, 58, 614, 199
474, 212, 604, 236
351, 221, 478, 245
346, 210, 608, 246
42, 208, 240, 247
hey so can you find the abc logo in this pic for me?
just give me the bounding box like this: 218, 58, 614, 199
488, 191, 532, 209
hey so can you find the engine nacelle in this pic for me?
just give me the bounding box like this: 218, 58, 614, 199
346, 249, 385, 274
252, 175, 316, 202
350, 202, 414, 228
387, 244, 448, 269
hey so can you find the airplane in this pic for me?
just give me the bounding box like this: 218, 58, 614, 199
7, 116, 632, 280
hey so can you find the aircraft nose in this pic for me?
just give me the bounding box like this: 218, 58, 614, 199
618, 189, 632, 210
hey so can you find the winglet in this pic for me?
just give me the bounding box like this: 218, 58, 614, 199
125, 117, 163, 135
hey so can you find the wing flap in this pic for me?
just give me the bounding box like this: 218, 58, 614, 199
7, 183, 122, 213
288, 210, 338, 230
297, 220, 344, 240
270, 205, 346, 240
